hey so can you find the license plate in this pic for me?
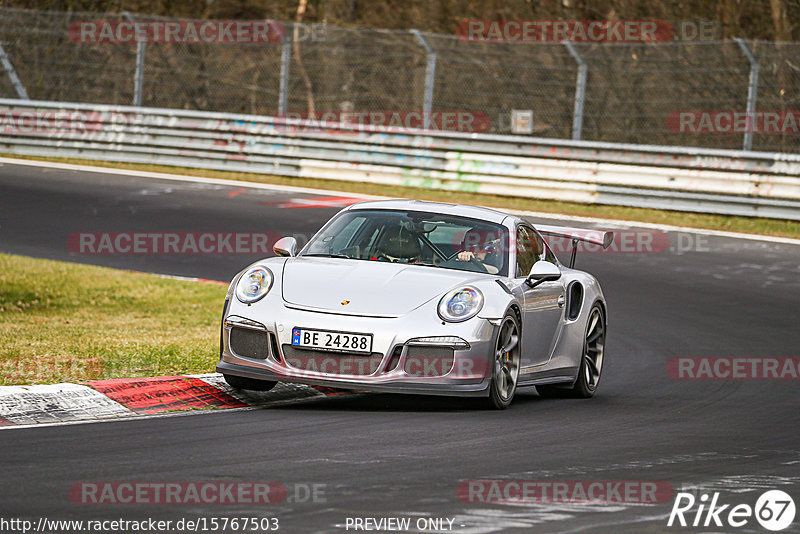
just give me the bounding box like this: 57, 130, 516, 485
291, 328, 373, 353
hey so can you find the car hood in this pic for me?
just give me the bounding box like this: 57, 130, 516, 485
281, 257, 482, 316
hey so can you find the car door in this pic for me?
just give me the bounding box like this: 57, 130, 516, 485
516, 225, 565, 369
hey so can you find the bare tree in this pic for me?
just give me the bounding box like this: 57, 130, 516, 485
769, 0, 792, 40
293, 0, 316, 114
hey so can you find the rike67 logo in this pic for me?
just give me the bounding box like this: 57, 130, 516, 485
668, 490, 796, 531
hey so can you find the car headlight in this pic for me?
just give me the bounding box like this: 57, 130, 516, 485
438, 287, 483, 322
235, 266, 273, 303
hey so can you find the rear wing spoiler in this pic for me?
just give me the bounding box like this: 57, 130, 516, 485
535, 224, 615, 268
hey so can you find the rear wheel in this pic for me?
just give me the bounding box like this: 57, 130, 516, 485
486, 312, 521, 409
223, 374, 277, 392
537, 304, 605, 399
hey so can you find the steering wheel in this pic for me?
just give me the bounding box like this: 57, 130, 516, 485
445, 251, 489, 272
467, 255, 489, 273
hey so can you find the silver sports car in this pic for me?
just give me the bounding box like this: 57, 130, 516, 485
217, 199, 612, 409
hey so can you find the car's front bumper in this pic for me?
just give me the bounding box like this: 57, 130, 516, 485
217, 298, 497, 397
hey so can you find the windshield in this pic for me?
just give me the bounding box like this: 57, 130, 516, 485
302, 209, 510, 276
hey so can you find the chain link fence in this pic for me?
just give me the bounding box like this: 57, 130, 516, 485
0, 7, 798, 153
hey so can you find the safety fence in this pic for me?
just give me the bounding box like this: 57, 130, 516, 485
1, 7, 799, 153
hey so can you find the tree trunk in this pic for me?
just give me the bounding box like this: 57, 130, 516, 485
294, 0, 316, 115
768, 0, 792, 41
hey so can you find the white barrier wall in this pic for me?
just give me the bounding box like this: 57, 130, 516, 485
1, 99, 798, 220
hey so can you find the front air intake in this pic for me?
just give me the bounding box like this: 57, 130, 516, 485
403, 346, 454, 377
229, 327, 270, 360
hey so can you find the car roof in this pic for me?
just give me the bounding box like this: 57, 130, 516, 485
345, 199, 513, 225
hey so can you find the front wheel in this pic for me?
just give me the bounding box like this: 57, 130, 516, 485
486, 312, 521, 409
223, 374, 277, 392
538, 304, 605, 399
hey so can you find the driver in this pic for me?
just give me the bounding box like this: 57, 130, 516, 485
456, 229, 501, 274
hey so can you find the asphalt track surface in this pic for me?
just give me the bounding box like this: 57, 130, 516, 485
1, 161, 799, 533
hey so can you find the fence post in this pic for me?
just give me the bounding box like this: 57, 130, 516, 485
278, 32, 291, 115
563, 41, 587, 141
410, 29, 436, 130
0, 43, 29, 99
124, 12, 145, 107
734, 38, 759, 151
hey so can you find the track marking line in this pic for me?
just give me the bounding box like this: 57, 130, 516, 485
262, 196, 365, 209
127, 270, 228, 285
1, 156, 797, 246
0, 156, 386, 199
511, 208, 800, 247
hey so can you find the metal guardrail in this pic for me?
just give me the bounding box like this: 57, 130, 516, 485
1, 99, 799, 220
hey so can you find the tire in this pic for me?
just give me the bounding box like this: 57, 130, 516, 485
223, 374, 278, 392
537, 303, 605, 399
486, 311, 522, 409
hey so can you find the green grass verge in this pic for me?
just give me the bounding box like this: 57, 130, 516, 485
0, 253, 226, 386
4, 154, 799, 239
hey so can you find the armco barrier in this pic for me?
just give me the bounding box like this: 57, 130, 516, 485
1, 99, 799, 220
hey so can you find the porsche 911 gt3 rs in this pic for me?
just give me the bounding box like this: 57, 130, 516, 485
217, 199, 612, 409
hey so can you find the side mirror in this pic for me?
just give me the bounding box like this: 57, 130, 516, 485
526, 260, 561, 288
273, 236, 297, 257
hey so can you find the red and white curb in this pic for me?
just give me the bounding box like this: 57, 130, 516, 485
0, 374, 348, 429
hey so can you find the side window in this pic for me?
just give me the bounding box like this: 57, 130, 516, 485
543, 240, 558, 264
516, 226, 539, 277
532, 230, 558, 265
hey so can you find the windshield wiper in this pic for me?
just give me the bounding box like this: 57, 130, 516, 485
303, 253, 351, 259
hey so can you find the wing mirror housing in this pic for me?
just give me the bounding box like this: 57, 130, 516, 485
273, 236, 297, 257
525, 260, 561, 288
